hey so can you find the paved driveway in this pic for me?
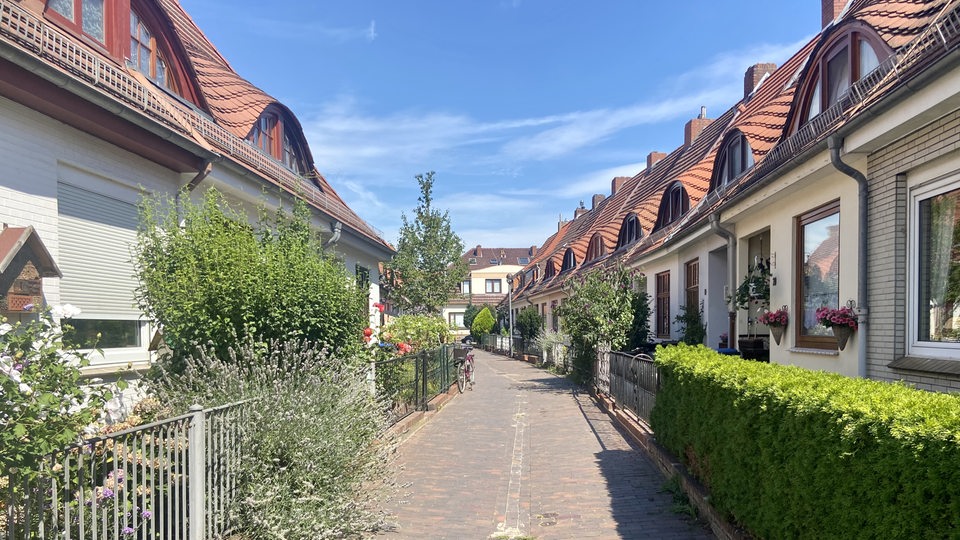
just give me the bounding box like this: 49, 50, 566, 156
379, 350, 714, 539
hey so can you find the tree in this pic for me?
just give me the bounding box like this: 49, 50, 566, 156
471, 307, 495, 338
463, 303, 482, 332
385, 172, 468, 315
556, 263, 639, 382
515, 305, 544, 346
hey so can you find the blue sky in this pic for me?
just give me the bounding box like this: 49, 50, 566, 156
181, 0, 818, 251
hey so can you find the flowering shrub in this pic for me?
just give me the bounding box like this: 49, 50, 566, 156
815, 306, 858, 330
0, 306, 116, 478
150, 338, 390, 539
758, 306, 789, 327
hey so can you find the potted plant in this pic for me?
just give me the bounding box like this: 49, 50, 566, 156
758, 305, 788, 346
815, 305, 858, 350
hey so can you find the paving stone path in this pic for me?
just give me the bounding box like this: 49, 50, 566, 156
379, 349, 715, 539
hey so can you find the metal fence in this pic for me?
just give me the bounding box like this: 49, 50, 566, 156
480, 335, 542, 358
374, 344, 459, 423
2, 401, 249, 540
596, 350, 659, 424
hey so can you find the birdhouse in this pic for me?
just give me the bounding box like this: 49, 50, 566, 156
0, 225, 62, 318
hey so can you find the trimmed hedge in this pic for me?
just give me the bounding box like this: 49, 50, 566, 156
650, 344, 960, 539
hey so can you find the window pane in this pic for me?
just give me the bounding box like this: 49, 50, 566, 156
859, 39, 879, 78
801, 212, 840, 336
82, 0, 104, 42
918, 188, 960, 342
826, 46, 850, 106
63, 319, 141, 349
49, 0, 74, 19
807, 76, 822, 121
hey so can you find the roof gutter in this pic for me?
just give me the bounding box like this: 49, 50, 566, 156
828, 135, 868, 378
325, 221, 342, 248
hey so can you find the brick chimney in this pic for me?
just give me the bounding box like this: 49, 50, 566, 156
744, 63, 777, 98
591, 193, 606, 209
684, 106, 712, 146
574, 201, 587, 219
611, 176, 629, 196
647, 151, 667, 170
822, 0, 847, 28
529, 245, 537, 256
473, 245, 482, 257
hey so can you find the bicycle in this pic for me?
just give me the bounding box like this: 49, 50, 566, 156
455, 347, 475, 393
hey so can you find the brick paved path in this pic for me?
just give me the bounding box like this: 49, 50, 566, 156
379, 350, 714, 539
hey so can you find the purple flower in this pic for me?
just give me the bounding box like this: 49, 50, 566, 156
13, 363, 23, 372
99, 488, 114, 500
122, 526, 135, 536
142, 510, 152, 519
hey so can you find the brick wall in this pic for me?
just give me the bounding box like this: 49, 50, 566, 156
866, 107, 960, 392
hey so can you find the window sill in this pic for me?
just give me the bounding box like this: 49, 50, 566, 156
888, 356, 960, 377
788, 347, 839, 356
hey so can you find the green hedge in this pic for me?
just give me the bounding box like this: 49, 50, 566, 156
650, 344, 960, 539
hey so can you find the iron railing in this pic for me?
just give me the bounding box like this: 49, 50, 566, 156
374, 344, 459, 423
480, 335, 543, 358
2, 401, 250, 540
596, 350, 659, 424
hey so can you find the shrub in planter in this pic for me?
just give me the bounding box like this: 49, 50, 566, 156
651, 344, 960, 539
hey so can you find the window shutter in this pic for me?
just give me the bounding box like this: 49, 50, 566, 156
57, 182, 141, 319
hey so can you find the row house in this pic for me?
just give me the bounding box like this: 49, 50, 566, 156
511, 0, 960, 393
442, 245, 536, 336
0, 0, 394, 373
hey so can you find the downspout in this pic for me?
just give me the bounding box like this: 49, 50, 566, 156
710, 213, 737, 348
325, 221, 342, 248
827, 135, 868, 378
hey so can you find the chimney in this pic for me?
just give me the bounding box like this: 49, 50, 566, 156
684, 106, 712, 146
822, 0, 847, 28
744, 63, 777, 98
611, 176, 628, 196
591, 194, 606, 209
574, 201, 587, 219
473, 245, 481, 257
647, 151, 667, 170
529, 245, 537, 256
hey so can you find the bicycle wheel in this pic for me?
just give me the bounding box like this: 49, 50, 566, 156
456, 362, 467, 393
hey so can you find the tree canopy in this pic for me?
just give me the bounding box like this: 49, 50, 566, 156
385, 172, 467, 315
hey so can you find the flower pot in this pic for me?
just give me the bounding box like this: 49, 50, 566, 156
769, 325, 785, 346
832, 325, 854, 351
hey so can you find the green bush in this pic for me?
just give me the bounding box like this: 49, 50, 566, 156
380, 314, 452, 353
651, 344, 960, 539
515, 305, 544, 346
135, 189, 366, 372
150, 339, 389, 539
471, 307, 495, 338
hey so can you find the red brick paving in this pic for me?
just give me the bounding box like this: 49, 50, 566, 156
378, 350, 714, 539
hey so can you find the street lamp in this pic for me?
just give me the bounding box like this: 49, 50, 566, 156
507, 273, 514, 357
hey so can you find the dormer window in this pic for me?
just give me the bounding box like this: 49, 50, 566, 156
586, 234, 606, 262
545, 260, 556, 278
656, 183, 689, 229
130, 10, 169, 89
561, 248, 576, 272
616, 213, 641, 249
247, 110, 308, 175
800, 26, 885, 124
48, 0, 105, 43
713, 131, 755, 189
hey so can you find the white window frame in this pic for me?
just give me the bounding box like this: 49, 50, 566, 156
909, 171, 960, 360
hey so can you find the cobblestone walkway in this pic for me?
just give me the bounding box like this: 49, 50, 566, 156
379, 350, 714, 539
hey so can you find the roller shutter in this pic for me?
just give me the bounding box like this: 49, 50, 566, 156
57, 182, 141, 319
